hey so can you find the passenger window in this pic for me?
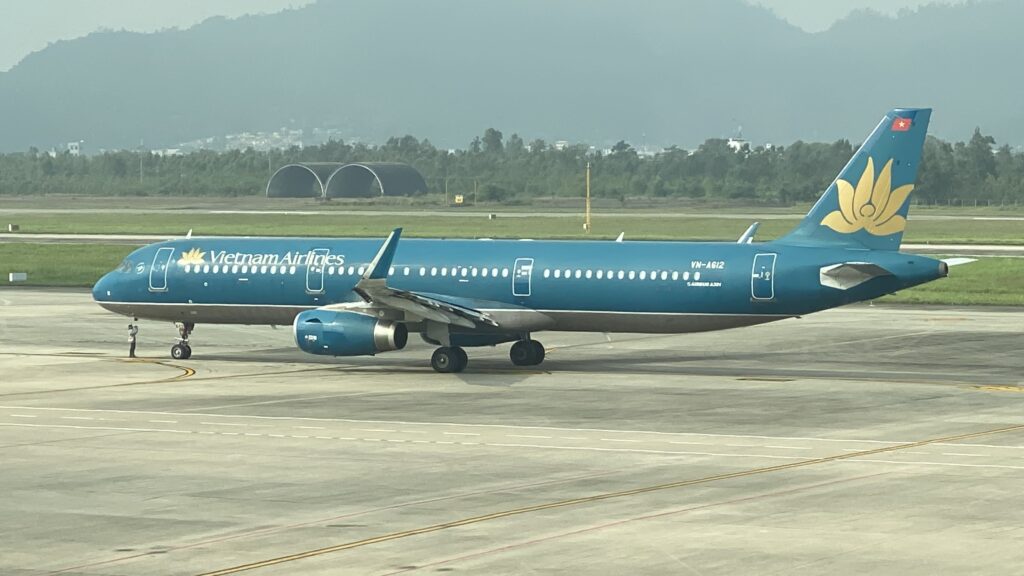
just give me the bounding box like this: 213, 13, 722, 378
491, 267, 499, 277
683, 271, 690, 281
461, 268, 468, 277
628, 271, 636, 280
404, 267, 410, 276
596, 270, 603, 279
617, 270, 624, 279
585, 270, 592, 279
502, 268, 509, 278
203, 265, 210, 273
660, 271, 668, 280
431, 267, 437, 276
389, 266, 395, 275
420, 267, 427, 276
574, 270, 582, 279
358, 266, 365, 275
639, 271, 646, 280
554, 270, 561, 278
543, 269, 550, 278
471, 268, 478, 277
441, 268, 448, 276
672, 271, 679, 280
482, 268, 489, 277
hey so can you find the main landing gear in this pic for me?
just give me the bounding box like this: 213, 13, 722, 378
509, 339, 545, 366
170, 322, 194, 360
428, 339, 546, 374
431, 346, 468, 374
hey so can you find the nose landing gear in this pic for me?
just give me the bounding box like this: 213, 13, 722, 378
171, 322, 194, 360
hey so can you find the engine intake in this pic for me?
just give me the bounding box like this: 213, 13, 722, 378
294, 309, 408, 356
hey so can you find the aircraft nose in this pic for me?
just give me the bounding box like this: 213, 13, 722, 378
92, 273, 113, 302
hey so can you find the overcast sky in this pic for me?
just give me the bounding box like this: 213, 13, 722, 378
753, 0, 968, 31
0, 0, 973, 72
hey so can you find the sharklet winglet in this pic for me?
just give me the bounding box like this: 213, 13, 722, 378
363, 228, 402, 281
737, 222, 760, 244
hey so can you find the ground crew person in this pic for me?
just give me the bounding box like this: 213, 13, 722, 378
128, 323, 138, 358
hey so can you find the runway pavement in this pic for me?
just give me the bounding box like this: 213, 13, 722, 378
3, 232, 1024, 258
1, 289, 1022, 575
3, 206, 1024, 221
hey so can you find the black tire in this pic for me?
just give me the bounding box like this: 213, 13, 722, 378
431, 347, 457, 373
171, 344, 188, 360
510, 340, 533, 366
181, 345, 192, 360
452, 347, 468, 373
528, 340, 545, 365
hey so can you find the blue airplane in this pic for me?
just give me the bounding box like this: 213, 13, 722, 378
93, 108, 955, 373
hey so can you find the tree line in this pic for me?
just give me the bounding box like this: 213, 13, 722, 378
0, 128, 1020, 206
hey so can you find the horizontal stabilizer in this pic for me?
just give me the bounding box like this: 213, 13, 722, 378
942, 257, 977, 267
820, 262, 893, 290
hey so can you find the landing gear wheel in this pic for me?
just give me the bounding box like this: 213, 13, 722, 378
453, 347, 468, 371
510, 340, 545, 366
174, 322, 195, 360
171, 344, 191, 360
528, 340, 545, 366
431, 347, 468, 373
510, 339, 543, 366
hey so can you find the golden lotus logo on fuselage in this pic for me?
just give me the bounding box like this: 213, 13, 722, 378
820, 157, 913, 236
177, 248, 206, 266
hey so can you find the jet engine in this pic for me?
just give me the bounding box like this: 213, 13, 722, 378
294, 309, 408, 356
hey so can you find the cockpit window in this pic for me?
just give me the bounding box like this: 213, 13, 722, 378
117, 259, 133, 273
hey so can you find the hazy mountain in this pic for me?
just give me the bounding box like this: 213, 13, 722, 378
0, 0, 1020, 152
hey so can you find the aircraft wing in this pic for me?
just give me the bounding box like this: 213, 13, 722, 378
341, 229, 499, 329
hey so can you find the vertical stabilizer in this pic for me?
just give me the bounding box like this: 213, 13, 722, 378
779, 108, 931, 250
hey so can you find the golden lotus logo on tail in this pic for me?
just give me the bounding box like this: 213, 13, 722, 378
177, 248, 206, 266
820, 157, 913, 236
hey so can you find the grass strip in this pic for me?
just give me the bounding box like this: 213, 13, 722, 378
3, 212, 1024, 244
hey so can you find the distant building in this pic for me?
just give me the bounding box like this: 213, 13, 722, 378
727, 137, 750, 153
153, 148, 183, 157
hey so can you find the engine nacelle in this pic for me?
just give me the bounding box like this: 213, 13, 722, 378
294, 309, 408, 356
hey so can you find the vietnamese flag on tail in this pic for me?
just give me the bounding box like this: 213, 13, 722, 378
891, 117, 912, 131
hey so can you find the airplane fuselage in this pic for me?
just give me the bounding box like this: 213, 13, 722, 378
93, 236, 945, 335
